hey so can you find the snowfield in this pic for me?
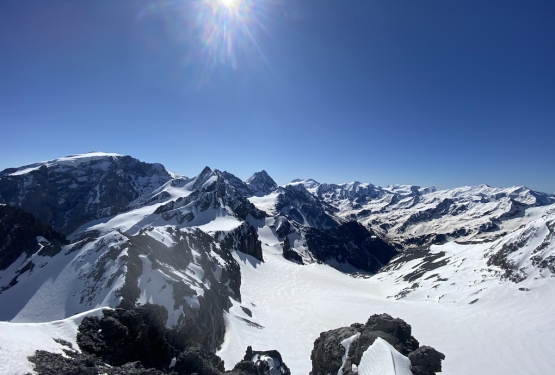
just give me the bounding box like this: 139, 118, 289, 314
217, 220, 555, 375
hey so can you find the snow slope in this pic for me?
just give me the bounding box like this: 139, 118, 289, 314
217, 214, 555, 375
0, 308, 105, 375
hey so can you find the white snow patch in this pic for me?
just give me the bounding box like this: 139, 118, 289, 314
248, 193, 280, 215
196, 214, 243, 232
357, 337, 412, 375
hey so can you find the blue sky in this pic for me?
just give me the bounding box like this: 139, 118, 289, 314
1, 0, 554, 192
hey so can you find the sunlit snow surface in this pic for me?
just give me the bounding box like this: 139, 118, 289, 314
357, 338, 412, 375
7, 152, 123, 176
217, 218, 555, 375
0, 309, 105, 375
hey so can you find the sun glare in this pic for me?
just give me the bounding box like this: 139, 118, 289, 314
139, 0, 274, 84
219, 0, 239, 10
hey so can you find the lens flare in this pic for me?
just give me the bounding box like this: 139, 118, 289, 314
137, 0, 278, 87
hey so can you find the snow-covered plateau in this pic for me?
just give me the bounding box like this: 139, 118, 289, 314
0, 152, 554, 375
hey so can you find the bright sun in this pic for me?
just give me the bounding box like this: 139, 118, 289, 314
219, 0, 239, 9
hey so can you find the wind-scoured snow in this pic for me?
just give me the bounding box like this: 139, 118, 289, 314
248, 192, 280, 216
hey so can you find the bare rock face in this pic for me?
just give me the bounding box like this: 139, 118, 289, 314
245, 171, 278, 197
217, 222, 264, 262
0, 204, 67, 271
77, 305, 175, 371
310, 313, 444, 375
305, 222, 398, 273
0, 154, 173, 234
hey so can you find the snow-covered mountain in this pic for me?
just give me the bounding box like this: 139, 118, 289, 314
291, 178, 555, 249
0, 152, 175, 234
1, 152, 555, 375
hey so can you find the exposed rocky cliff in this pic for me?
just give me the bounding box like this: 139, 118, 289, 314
0, 204, 67, 272
245, 171, 278, 197
0, 153, 173, 234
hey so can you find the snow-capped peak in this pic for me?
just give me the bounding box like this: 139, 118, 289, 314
3, 152, 123, 176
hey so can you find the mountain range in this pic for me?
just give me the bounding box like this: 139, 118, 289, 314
1, 152, 554, 375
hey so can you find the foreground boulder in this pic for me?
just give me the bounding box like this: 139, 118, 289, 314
231, 346, 291, 375
28, 304, 289, 375
310, 313, 444, 375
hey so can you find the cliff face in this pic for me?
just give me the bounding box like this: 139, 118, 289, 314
0, 153, 173, 234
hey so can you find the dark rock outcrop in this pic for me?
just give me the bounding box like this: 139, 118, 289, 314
29, 306, 290, 375
305, 222, 397, 273
217, 223, 264, 263
245, 171, 278, 197
282, 236, 303, 264
0, 204, 67, 271
77, 305, 175, 371
408, 346, 445, 375
310, 313, 444, 375
0, 154, 173, 234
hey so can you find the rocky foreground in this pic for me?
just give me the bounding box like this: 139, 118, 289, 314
28, 304, 443, 375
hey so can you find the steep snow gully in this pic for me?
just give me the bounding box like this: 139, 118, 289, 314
1, 152, 554, 375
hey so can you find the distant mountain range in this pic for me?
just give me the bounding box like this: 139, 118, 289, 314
1, 152, 554, 375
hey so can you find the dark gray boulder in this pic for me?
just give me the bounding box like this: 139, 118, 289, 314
408, 346, 446, 375
77, 305, 175, 371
